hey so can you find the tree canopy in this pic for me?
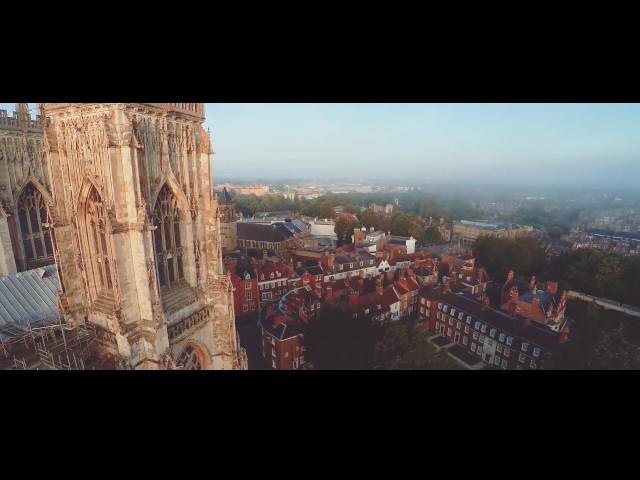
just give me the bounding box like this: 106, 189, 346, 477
373, 323, 457, 369
472, 236, 547, 284
318, 201, 336, 219
551, 302, 640, 369
303, 307, 381, 369
334, 216, 361, 245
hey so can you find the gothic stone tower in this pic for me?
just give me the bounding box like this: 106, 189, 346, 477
0, 103, 55, 275
42, 103, 246, 370
218, 187, 237, 253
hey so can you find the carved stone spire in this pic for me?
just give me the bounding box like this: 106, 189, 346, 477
15, 103, 30, 126
15, 103, 29, 116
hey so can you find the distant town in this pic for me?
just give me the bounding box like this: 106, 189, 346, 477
216, 180, 640, 370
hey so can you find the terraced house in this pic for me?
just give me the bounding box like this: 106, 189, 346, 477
419, 284, 570, 370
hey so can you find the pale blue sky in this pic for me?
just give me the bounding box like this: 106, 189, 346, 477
204, 103, 640, 188
3, 103, 637, 188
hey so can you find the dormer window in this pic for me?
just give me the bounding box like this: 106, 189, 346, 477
261, 274, 265, 280
276, 271, 281, 278
349, 263, 353, 269
270, 273, 274, 279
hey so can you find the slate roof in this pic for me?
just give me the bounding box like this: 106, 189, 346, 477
237, 222, 291, 242
296, 265, 324, 277
441, 291, 562, 351
0, 265, 60, 333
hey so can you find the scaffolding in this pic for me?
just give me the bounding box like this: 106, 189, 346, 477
0, 318, 98, 370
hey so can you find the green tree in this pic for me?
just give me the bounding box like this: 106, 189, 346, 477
304, 307, 381, 369
343, 204, 359, 214
318, 201, 335, 219
552, 302, 640, 369
361, 208, 381, 230
472, 236, 547, 282
422, 226, 442, 244
334, 216, 361, 245
390, 213, 412, 237
374, 323, 457, 369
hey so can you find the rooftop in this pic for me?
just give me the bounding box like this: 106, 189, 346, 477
0, 265, 60, 338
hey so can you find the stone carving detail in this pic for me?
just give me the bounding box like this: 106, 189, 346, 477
189, 194, 198, 220
105, 111, 132, 147
167, 308, 211, 341
54, 112, 114, 212
0, 135, 47, 199
194, 239, 201, 287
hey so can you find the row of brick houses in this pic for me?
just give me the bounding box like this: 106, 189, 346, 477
418, 271, 571, 370
227, 227, 573, 370
257, 265, 425, 369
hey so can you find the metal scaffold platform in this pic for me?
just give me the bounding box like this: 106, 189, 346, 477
0, 319, 98, 370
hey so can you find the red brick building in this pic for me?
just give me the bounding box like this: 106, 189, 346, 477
257, 261, 293, 303
259, 308, 307, 370
224, 257, 258, 316
418, 283, 571, 370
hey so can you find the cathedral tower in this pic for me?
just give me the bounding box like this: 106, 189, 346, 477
42, 103, 246, 370
0, 103, 53, 274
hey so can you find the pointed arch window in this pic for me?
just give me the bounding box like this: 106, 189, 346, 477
153, 185, 184, 289
83, 187, 116, 300
176, 344, 203, 370
17, 183, 54, 266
